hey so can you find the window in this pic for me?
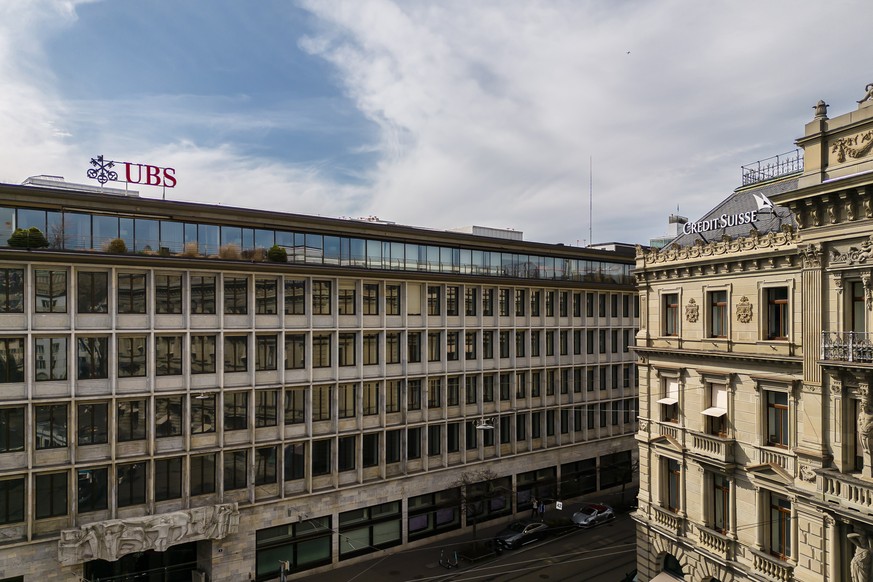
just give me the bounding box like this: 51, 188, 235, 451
447, 377, 460, 406
659, 378, 679, 423
155, 396, 182, 437
483, 331, 494, 359
117, 462, 146, 507
156, 336, 182, 376
77, 337, 108, 380
531, 371, 541, 397
35, 404, 66, 449
0, 268, 23, 313
34, 269, 66, 313
586, 293, 594, 317
362, 382, 379, 415
339, 501, 401, 560
339, 384, 356, 419
586, 330, 594, 355
428, 332, 441, 362
284, 443, 305, 480
573, 292, 582, 317
255, 278, 278, 315
483, 375, 494, 402
191, 335, 216, 374
545, 331, 555, 356
0, 338, 24, 383
191, 395, 216, 434
598, 329, 607, 354
516, 331, 526, 358
155, 457, 182, 501
851, 281, 866, 332
769, 493, 791, 559
224, 392, 248, 431
78, 467, 107, 512
312, 440, 331, 475
598, 294, 606, 317
666, 458, 681, 512
709, 290, 727, 338
256, 335, 277, 371
312, 280, 332, 315
560, 292, 568, 317
285, 334, 305, 369
386, 284, 401, 315
386, 332, 401, 364
499, 331, 510, 358
338, 333, 356, 366
77, 271, 108, 314
530, 330, 540, 357
611, 294, 619, 318
363, 333, 379, 365
224, 450, 248, 490
766, 287, 789, 340
560, 330, 569, 355
386, 380, 401, 413
117, 400, 146, 441
77, 403, 108, 445
224, 336, 248, 372
427, 286, 441, 316
117, 336, 146, 377
482, 288, 494, 316
224, 276, 248, 315
312, 333, 331, 368
256, 517, 333, 576
386, 430, 402, 463
408, 332, 422, 363
499, 373, 510, 401
767, 391, 789, 448
284, 280, 306, 315
515, 372, 526, 398
407, 283, 421, 315
428, 425, 441, 456
338, 284, 356, 315
155, 274, 182, 314
313, 385, 332, 421
446, 286, 459, 316
35, 472, 67, 518
712, 474, 729, 533
118, 273, 147, 314
446, 331, 460, 361
531, 291, 541, 317
363, 283, 379, 315
428, 378, 442, 408
35, 336, 67, 381
704, 383, 728, 437
465, 376, 478, 404
498, 289, 510, 316
190, 275, 216, 314
407, 379, 421, 410
0, 407, 23, 453
255, 446, 277, 485
339, 436, 356, 471
284, 388, 305, 425
190, 454, 216, 495
0, 477, 24, 524
515, 289, 526, 316
464, 287, 477, 316
545, 291, 555, 316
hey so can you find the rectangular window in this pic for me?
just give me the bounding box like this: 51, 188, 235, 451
464, 287, 477, 316
256, 335, 278, 371
769, 494, 791, 559
338, 333, 356, 367
224, 277, 248, 315
666, 458, 681, 512
446, 286, 459, 316
499, 416, 511, 444
465, 376, 478, 404
709, 290, 727, 338
386, 284, 401, 315
408, 332, 422, 363
428, 425, 441, 456
34, 269, 67, 313
77, 337, 108, 380
0, 407, 24, 452
447, 377, 460, 406
767, 391, 789, 447
35, 472, 67, 518
224, 336, 248, 372
446, 331, 460, 361
155, 396, 182, 437
515, 289, 526, 316
156, 335, 182, 376
712, 474, 729, 533
362, 382, 379, 415
0, 269, 23, 313
312, 333, 331, 368
312, 280, 332, 315
499, 331, 510, 358
338, 384, 356, 419
77, 271, 108, 314
224, 392, 248, 431
531, 291, 542, 317
545, 331, 555, 356
362, 433, 379, 467
338, 436, 356, 471
363, 283, 379, 315
190, 275, 216, 314
560, 330, 569, 355
483, 375, 494, 402
598, 294, 606, 317
482, 288, 494, 316
284, 280, 306, 315
117, 462, 146, 507
611, 294, 619, 317
766, 287, 789, 340
284, 334, 305, 370
363, 333, 379, 365
0, 338, 24, 383
117, 273, 147, 314
545, 291, 555, 317
407, 427, 421, 460
313, 385, 332, 421
0, 477, 24, 524
386, 332, 401, 364
117, 336, 146, 377
284, 388, 305, 425
35, 336, 67, 381
117, 400, 146, 441
386, 430, 402, 463
407, 379, 422, 410
499, 373, 510, 401
516, 331, 526, 358
659, 379, 679, 423
155, 457, 182, 501
255, 446, 277, 485
255, 278, 278, 315
284, 443, 305, 480
428, 332, 441, 362
573, 292, 582, 317
427, 286, 441, 316
498, 289, 510, 316
483, 331, 494, 359
190, 395, 216, 434
386, 380, 401, 413
428, 378, 442, 409
338, 284, 356, 315
155, 274, 182, 314
224, 449, 248, 490
191, 454, 216, 495
530, 330, 540, 357
77, 467, 107, 513
191, 335, 216, 374
851, 281, 866, 332
560, 292, 569, 317
704, 383, 728, 436
77, 402, 108, 445
464, 331, 477, 361
35, 404, 67, 449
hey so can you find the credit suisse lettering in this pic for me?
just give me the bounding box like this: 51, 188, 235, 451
682, 210, 758, 235
124, 163, 177, 188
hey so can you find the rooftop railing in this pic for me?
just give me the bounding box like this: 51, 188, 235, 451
741, 149, 803, 186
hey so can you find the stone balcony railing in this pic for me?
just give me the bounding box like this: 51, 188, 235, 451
689, 431, 735, 465
757, 446, 795, 476
697, 525, 735, 561
751, 549, 794, 582
652, 505, 683, 537
821, 331, 873, 363
820, 468, 873, 513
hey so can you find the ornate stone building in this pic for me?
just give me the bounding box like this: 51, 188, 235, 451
634, 87, 873, 581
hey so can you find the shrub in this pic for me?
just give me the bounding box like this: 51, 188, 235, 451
8, 227, 49, 249
105, 238, 127, 254
181, 242, 199, 257
219, 243, 242, 260
267, 244, 287, 263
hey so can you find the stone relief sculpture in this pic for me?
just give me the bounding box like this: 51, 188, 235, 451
685, 298, 699, 323
848, 531, 873, 582
735, 296, 753, 324
58, 503, 239, 566
859, 83, 873, 104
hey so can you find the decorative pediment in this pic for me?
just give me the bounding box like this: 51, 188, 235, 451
746, 462, 793, 487
650, 434, 683, 453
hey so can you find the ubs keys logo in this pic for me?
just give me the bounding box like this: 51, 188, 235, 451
87, 155, 177, 188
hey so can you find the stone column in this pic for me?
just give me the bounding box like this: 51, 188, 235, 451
826, 516, 839, 582
800, 243, 827, 455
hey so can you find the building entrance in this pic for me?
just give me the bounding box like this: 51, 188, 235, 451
83, 541, 200, 582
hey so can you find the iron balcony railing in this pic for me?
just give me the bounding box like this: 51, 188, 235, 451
821, 331, 873, 363
741, 149, 803, 186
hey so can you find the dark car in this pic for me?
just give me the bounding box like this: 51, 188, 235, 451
494, 519, 549, 549
571, 503, 615, 528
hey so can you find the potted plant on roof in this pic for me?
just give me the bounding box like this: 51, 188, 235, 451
8, 227, 49, 249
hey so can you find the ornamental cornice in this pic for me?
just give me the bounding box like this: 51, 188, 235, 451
639, 225, 796, 268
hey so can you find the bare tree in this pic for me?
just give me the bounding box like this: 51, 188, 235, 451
454, 468, 504, 540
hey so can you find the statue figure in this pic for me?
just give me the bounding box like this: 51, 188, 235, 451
848, 531, 873, 582
858, 84, 873, 104
860, 404, 873, 459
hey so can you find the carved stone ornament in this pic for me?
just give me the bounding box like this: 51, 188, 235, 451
831, 235, 873, 266
640, 226, 795, 267
685, 298, 699, 323
859, 83, 873, 104
638, 419, 649, 431
832, 128, 873, 163
801, 243, 823, 269
58, 503, 240, 566
736, 296, 753, 324
799, 464, 816, 482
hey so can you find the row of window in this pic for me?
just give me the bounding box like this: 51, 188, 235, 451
6, 205, 632, 283
661, 287, 789, 340
0, 329, 635, 383
0, 267, 637, 320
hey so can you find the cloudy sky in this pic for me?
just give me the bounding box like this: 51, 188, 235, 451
1, 0, 872, 246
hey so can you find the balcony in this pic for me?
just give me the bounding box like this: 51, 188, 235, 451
689, 431, 735, 466
821, 331, 873, 363
757, 446, 795, 476
820, 468, 873, 513
697, 526, 735, 561
741, 149, 802, 186
652, 505, 684, 537
751, 549, 794, 582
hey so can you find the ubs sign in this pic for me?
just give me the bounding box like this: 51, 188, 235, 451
87, 154, 177, 188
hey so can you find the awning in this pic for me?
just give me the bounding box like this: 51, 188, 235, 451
650, 572, 684, 582
657, 397, 678, 405
701, 407, 727, 417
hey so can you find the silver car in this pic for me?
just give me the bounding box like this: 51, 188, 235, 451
571, 503, 615, 528
494, 519, 550, 549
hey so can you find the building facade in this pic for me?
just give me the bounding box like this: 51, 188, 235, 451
634, 89, 873, 581
0, 180, 638, 581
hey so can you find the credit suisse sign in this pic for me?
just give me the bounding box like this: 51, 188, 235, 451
87, 155, 177, 188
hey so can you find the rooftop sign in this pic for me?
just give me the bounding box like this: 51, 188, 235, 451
681, 193, 774, 235
87, 155, 176, 189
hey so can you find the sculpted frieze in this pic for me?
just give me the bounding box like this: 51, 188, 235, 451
641, 225, 796, 266
831, 235, 873, 266
831, 128, 873, 163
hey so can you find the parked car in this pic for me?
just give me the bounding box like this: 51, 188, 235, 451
571, 503, 615, 528
494, 519, 550, 549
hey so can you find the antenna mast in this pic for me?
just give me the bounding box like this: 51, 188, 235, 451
588, 156, 593, 246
